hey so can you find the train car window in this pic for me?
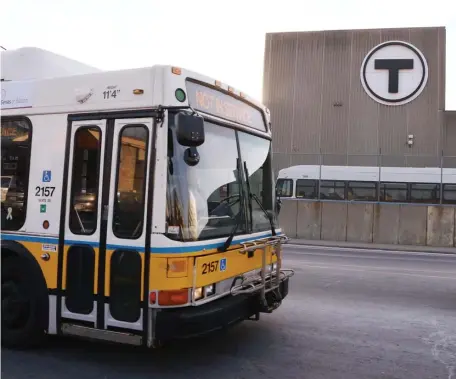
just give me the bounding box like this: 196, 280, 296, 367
347, 181, 377, 201
319, 180, 345, 200
443, 184, 456, 204
276, 178, 293, 197
410, 183, 440, 204
380, 182, 408, 202
296, 179, 318, 199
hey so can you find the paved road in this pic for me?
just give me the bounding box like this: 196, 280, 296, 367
2, 245, 456, 379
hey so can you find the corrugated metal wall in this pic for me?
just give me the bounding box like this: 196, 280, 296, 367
263, 26, 448, 174
444, 112, 456, 167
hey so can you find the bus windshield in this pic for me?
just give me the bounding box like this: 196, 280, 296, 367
166, 114, 274, 242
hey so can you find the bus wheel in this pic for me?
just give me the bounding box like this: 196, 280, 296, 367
1, 256, 46, 349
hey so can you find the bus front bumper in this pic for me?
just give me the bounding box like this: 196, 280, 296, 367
154, 276, 290, 342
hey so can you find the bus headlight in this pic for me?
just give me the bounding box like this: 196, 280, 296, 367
193, 284, 215, 301
204, 284, 215, 297
268, 262, 278, 273
193, 287, 203, 301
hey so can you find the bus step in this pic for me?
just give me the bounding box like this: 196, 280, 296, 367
61, 323, 142, 346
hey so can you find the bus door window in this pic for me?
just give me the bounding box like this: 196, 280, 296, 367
112, 125, 149, 239
1, 118, 32, 231
69, 127, 102, 235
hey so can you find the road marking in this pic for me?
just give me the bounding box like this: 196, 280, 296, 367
291, 260, 456, 275
293, 263, 456, 280
285, 244, 456, 257
283, 249, 456, 264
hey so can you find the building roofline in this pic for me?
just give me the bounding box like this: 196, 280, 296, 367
265, 25, 446, 36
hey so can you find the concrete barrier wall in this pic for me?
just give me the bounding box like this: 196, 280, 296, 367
373, 204, 400, 244
278, 200, 298, 238
347, 203, 374, 243
427, 206, 455, 247
296, 201, 321, 240
278, 200, 456, 248
321, 202, 347, 241
398, 206, 428, 246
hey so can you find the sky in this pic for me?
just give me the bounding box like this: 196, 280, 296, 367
2, 0, 456, 109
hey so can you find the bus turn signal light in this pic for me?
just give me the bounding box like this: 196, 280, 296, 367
158, 289, 189, 306
167, 258, 188, 278
171, 67, 182, 75
149, 292, 157, 304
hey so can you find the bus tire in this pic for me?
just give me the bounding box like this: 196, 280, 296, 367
1, 255, 48, 349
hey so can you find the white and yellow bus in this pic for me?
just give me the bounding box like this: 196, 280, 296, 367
1, 47, 293, 349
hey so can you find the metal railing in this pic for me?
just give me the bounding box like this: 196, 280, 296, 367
230, 234, 294, 310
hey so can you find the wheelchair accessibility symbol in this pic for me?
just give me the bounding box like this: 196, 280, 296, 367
220, 258, 227, 272
42, 170, 52, 183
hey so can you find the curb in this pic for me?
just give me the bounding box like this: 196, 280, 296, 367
286, 239, 456, 255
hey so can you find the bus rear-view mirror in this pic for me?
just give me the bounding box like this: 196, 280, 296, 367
175, 112, 205, 147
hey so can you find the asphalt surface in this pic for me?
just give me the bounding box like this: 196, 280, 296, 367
2, 245, 456, 379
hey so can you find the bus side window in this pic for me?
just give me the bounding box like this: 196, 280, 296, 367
319, 180, 345, 200
410, 183, 440, 204
380, 182, 408, 202
443, 184, 456, 204
69, 126, 102, 235
347, 181, 377, 201
113, 125, 149, 239
1, 118, 32, 231
296, 179, 318, 199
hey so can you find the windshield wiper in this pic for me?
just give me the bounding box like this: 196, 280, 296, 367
243, 161, 276, 236
217, 158, 246, 253
217, 209, 243, 252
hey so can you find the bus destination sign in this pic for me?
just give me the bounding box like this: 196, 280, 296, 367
185, 80, 266, 131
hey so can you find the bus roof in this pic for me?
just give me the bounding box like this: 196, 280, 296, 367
1, 47, 102, 81
277, 165, 456, 184
1, 47, 270, 135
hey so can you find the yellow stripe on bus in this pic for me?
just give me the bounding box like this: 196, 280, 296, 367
20, 241, 58, 289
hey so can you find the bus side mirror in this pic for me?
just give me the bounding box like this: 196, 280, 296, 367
276, 197, 282, 215
175, 112, 205, 147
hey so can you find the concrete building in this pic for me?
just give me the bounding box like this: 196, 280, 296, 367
262, 26, 455, 173
263, 26, 456, 248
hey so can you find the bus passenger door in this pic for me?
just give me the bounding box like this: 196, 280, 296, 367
103, 118, 153, 334
60, 117, 154, 337
60, 120, 108, 329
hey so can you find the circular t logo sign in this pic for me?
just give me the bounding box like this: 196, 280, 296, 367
360, 41, 428, 106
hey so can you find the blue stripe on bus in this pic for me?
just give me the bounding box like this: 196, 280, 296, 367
0, 233, 60, 244
149, 232, 284, 253
0, 231, 283, 254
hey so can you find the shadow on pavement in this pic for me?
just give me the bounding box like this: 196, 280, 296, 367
2, 320, 283, 379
